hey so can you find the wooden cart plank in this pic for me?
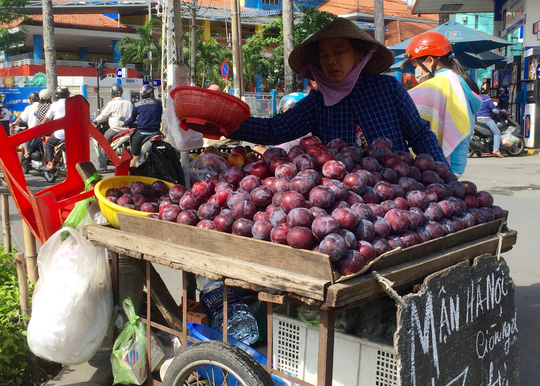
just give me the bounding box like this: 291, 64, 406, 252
371, 218, 506, 271
325, 230, 517, 307
84, 224, 329, 301
118, 213, 334, 282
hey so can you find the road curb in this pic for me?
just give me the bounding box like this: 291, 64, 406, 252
525, 149, 540, 155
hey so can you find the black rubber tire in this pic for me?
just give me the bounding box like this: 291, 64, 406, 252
162, 341, 273, 386
43, 169, 56, 183
21, 158, 30, 174
506, 137, 525, 157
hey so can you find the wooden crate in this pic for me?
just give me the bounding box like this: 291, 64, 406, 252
83, 213, 517, 307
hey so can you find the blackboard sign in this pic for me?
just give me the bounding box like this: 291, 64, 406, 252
396, 255, 519, 386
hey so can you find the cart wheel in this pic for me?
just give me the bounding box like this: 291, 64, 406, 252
162, 341, 273, 386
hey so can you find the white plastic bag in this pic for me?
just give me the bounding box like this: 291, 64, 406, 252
27, 227, 113, 364
162, 64, 204, 151
500, 129, 520, 147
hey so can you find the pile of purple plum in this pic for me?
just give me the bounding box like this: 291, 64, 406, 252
105, 136, 503, 278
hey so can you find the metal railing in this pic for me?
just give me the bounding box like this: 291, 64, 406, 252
0, 58, 136, 70
244, 92, 283, 117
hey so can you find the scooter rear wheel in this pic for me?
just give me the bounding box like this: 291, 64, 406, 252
506, 137, 525, 157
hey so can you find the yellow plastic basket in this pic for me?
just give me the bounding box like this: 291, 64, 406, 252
94, 175, 175, 229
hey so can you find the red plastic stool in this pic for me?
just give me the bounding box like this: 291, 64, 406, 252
0, 95, 132, 243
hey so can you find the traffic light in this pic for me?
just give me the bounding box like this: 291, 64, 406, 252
99, 68, 107, 80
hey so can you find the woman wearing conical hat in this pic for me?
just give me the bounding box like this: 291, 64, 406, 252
228, 18, 447, 164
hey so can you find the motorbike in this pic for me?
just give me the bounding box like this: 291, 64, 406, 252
469, 111, 525, 157
13, 125, 64, 183
92, 120, 135, 163
92, 119, 165, 170
40, 136, 67, 183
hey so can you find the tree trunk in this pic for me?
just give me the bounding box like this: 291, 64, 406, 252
42, 0, 58, 92
374, 0, 385, 44
283, 0, 295, 94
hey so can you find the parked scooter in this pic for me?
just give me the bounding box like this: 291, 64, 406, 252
469, 111, 525, 157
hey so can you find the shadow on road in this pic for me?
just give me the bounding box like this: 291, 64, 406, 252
515, 283, 540, 385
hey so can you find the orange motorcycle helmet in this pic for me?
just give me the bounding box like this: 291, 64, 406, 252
405, 31, 453, 62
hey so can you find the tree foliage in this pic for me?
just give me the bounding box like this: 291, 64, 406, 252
0, 0, 29, 54
183, 29, 231, 89
243, 5, 336, 91
0, 247, 32, 385
117, 18, 162, 77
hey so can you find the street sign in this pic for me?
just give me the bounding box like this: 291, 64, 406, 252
116, 68, 127, 78
153, 79, 162, 87
221, 61, 229, 79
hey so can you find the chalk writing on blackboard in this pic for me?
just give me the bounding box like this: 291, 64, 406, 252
396, 255, 519, 386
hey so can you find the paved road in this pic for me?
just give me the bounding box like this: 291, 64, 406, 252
460, 153, 540, 386
1, 153, 538, 384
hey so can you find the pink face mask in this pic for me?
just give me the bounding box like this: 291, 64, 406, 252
299, 46, 376, 106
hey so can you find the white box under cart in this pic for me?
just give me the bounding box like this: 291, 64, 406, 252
272, 313, 397, 386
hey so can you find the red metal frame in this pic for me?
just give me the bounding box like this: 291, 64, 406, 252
0, 95, 132, 243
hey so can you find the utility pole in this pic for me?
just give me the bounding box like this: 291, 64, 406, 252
231, 0, 244, 97
42, 0, 58, 93
173, 0, 184, 63
374, 0, 385, 44
88, 59, 107, 110
190, 0, 197, 86
283, 0, 295, 94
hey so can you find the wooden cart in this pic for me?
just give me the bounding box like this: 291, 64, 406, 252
84, 212, 517, 386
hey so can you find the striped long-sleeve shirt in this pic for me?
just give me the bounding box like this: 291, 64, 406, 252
229, 74, 446, 163
408, 69, 482, 175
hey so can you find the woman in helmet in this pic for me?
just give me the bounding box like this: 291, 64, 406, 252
405, 31, 482, 177
41, 87, 70, 170
227, 18, 447, 164
278, 92, 305, 114
35, 89, 52, 126
93, 84, 134, 172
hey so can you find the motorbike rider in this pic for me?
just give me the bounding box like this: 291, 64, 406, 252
9, 92, 40, 159
41, 87, 69, 170
93, 84, 134, 173
36, 89, 52, 123
9, 92, 39, 132
476, 89, 504, 158
124, 84, 163, 168
0, 103, 11, 136
405, 31, 482, 178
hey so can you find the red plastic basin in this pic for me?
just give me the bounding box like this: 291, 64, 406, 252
170, 86, 250, 140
